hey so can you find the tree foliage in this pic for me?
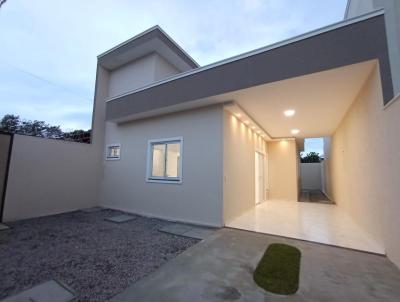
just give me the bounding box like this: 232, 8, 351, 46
0, 114, 91, 143
300, 152, 322, 163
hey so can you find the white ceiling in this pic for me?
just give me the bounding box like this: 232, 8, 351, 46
214, 60, 376, 138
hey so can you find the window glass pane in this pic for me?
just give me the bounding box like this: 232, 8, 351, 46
152, 144, 166, 177
166, 142, 181, 178
107, 145, 120, 158
110, 146, 120, 157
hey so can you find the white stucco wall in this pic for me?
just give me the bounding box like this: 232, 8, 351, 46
328, 65, 386, 249
382, 93, 400, 268
108, 53, 181, 99
154, 54, 180, 81
3, 135, 100, 221
300, 163, 322, 191
328, 63, 400, 268
223, 112, 268, 222
100, 105, 224, 227
108, 54, 158, 98
268, 140, 299, 201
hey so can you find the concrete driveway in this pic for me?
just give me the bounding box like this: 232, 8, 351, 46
110, 228, 400, 302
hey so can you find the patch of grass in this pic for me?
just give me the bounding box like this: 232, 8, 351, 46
253, 243, 301, 295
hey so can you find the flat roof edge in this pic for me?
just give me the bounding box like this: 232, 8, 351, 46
106, 9, 384, 103
97, 25, 199, 68
344, 0, 351, 19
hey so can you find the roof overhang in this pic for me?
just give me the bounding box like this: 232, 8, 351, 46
98, 25, 199, 71
106, 10, 393, 123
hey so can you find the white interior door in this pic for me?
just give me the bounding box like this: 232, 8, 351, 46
255, 152, 266, 204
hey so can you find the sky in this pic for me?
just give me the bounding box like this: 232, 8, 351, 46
0, 0, 347, 131
303, 138, 324, 156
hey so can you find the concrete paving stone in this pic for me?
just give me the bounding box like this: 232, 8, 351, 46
1, 280, 74, 302
181, 227, 216, 240
105, 214, 136, 223
0, 223, 10, 231
158, 223, 194, 235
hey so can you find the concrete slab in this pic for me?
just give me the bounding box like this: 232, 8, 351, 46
1, 280, 74, 302
110, 228, 400, 302
105, 214, 136, 223
158, 223, 193, 235
0, 223, 10, 231
80, 207, 103, 213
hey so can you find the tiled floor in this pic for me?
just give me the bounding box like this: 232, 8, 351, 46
226, 200, 384, 254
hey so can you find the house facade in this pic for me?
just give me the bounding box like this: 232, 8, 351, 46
1, 0, 400, 269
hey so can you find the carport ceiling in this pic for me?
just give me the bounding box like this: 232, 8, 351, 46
214, 60, 376, 138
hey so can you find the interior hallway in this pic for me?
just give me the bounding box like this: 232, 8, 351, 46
226, 200, 384, 254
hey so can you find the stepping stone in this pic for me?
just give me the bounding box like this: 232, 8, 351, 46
1, 280, 74, 302
159, 223, 217, 239
158, 223, 193, 235
105, 214, 136, 223
181, 227, 216, 240
80, 207, 103, 213
0, 223, 10, 231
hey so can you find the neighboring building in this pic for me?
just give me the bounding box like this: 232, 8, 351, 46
1, 0, 400, 269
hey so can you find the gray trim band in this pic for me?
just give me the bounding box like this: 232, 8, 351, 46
106, 14, 393, 121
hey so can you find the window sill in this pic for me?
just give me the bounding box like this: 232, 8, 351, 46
146, 178, 182, 184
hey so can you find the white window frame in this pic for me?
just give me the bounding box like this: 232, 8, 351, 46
105, 143, 121, 160
146, 137, 183, 184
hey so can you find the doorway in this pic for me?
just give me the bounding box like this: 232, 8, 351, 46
255, 151, 267, 204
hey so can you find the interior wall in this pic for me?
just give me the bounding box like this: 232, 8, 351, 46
101, 105, 224, 227
267, 140, 298, 201
223, 112, 268, 223
328, 66, 385, 245
3, 135, 99, 221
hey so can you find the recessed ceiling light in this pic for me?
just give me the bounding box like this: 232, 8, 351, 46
257, 130, 260, 133
284, 109, 295, 117
236, 113, 241, 117
251, 126, 256, 129
291, 129, 300, 135
244, 120, 249, 124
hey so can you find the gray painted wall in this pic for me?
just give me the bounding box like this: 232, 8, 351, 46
346, 0, 400, 95
101, 106, 224, 227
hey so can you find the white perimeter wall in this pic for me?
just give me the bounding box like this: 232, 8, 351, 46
223, 111, 268, 222
3, 135, 100, 221
300, 163, 322, 191
100, 105, 224, 227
